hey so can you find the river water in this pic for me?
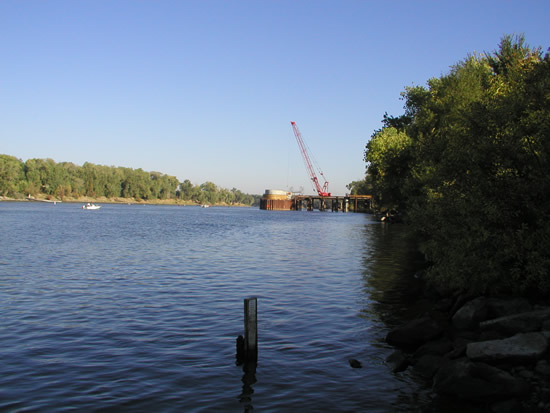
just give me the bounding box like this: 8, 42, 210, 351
0, 202, 427, 412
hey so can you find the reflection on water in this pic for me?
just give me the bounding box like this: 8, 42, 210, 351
238, 361, 257, 412
361, 222, 429, 327
359, 221, 440, 411
360, 222, 478, 413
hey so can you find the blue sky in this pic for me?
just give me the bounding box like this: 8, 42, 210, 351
1, 1, 549, 196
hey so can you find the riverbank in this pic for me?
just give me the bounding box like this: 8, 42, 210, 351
385, 276, 550, 412
0, 195, 252, 207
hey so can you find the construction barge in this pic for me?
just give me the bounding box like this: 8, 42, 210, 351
259, 189, 372, 212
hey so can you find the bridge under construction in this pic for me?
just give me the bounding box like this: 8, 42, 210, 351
260, 122, 372, 212
259, 190, 373, 212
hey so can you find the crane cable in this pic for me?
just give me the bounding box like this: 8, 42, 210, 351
300, 127, 328, 188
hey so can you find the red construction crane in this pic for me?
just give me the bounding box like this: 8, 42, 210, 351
290, 121, 331, 197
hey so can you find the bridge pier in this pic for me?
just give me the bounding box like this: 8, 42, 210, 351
288, 195, 372, 212
260, 194, 372, 212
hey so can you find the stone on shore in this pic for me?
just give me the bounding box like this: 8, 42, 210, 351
385, 293, 550, 410
490, 399, 523, 413
452, 297, 488, 330
385, 350, 409, 373
385, 316, 443, 350
414, 336, 454, 358
412, 354, 446, 379
480, 308, 550, 335
486, 297, 532, 318
535, 360, 550, 376
432, 358, 530, 400
466, 332, 548, 364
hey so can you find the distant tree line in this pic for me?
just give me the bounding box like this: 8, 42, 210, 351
362, 35, 550, 297
0, 155, 258, 206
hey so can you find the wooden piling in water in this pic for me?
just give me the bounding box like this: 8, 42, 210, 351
237, 297, 258, 362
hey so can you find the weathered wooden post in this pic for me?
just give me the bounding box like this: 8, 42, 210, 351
244, 297, 258, 361
237, 297, 258, 363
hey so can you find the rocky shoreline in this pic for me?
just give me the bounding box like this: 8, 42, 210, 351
384, 286, 550, 412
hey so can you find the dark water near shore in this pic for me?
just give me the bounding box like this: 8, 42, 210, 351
0, 202, 427, 412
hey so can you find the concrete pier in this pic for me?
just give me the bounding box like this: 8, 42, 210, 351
290, 194, 372, 212
259, 188, 373, 212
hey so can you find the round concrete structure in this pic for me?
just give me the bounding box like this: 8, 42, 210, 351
262, 189, 292, 200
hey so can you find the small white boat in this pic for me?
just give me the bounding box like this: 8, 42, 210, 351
200, 204, 210, 208
82, 203, 101, 210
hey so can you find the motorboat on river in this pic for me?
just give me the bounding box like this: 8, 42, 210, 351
82, 203, 101, 210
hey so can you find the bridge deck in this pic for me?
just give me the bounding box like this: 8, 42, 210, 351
260, 194, 373, 212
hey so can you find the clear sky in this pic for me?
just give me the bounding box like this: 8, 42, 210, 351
1, 1, 549, 196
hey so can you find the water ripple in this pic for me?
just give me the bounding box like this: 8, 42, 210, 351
0, 203, 422, 411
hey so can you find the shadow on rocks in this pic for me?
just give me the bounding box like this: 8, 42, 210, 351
384, 281, 550, 412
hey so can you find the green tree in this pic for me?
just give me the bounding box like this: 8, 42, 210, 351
412, 38, 549, 295
346, 178, 371, 195
199, 181, 219, 204
157, 173, 179, 199
0, 155, 257, 207
103, 166, 123, 198
178, 179, 191, 200
0, 155, 25, 196
366, 35, 550, 296
24, 159, 42, 195
35, 158, 64, 195
364, 127, 413, 210
60, 162, 85, 196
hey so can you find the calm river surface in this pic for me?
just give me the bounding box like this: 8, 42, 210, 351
0, 202, 427, 412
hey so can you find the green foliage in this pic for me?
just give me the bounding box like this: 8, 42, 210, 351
0, 157, 257, 206
0, 155, 25, 196
365, 35, 550, 296
364, 127, 413, 210
346, 179, 371, 195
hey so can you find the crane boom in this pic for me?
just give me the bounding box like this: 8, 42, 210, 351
290, 121, 331, 197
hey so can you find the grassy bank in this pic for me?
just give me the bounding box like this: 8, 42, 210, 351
0, 194, 252, 207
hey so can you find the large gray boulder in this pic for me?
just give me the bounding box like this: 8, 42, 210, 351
414, 336, 454, 358
452, 297, 488, 330
486, 297, 532, 318
535, 360, 550, 376
386, 316, 443, 350
433, 358, 530, 400
385, 350, 409, 373
466, 332, 548, 364
480, 308, 550, 335
412, 354, 445, 379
